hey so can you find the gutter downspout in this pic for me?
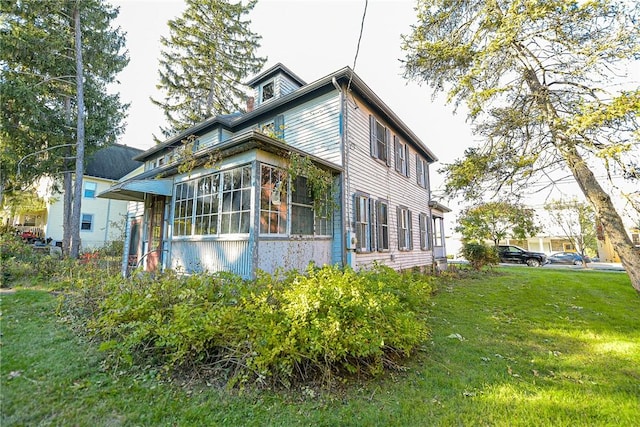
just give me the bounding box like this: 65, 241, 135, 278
333, 77, 353, 268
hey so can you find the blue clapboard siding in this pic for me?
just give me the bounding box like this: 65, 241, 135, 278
344, 95, 433, 270
170, 239, 253, 278
238, 91, 343, 166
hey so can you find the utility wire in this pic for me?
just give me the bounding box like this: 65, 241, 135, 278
347, 0, 368, 93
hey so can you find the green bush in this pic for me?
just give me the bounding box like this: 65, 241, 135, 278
74, 265, 433, 387
460, 241, 499, 270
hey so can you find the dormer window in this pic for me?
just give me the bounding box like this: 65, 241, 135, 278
260, 80, 274, 103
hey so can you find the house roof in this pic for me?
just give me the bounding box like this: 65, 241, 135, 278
85, 144, 144, 181
245, 62, 307, 87
135, 65, 438, 164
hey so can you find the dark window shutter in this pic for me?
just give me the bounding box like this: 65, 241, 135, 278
274, 114, 285, 140
405, 145, 410, 177
408, 210, 413, 250
394, 136, 401, 173
385, 128, 391, 166
416, 154, 423, 186
354, 195, 362, 252
370, 198, 376, 251
369, 115, 377, 158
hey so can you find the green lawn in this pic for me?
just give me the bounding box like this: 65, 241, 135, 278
2, 267, 639, 426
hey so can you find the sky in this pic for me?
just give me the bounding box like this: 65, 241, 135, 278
108, 0, 639, 234
109, 0, 475, 195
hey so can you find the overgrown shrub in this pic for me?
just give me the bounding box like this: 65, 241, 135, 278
460, 241, 499, 270
71, 264, 434, 388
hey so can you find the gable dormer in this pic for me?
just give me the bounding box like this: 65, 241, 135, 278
246, 63, 306, 108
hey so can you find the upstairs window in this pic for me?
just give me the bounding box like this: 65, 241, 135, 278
416, 155, 429, 188
260, 80, 274, 103
84, 182, 97, 198
369, 116, 390, 165
394, 136, 409, 177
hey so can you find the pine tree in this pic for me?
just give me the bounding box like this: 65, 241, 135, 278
1, 0, 129, 256
152, 0, 266, 139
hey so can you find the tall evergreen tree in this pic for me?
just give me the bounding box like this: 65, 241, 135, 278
1, 0, 129, 256
152, 0, 266, 139
402, 0, 640, 291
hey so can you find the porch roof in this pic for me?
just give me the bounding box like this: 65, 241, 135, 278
97, 178, 173, 202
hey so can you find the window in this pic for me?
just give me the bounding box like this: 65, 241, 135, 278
355, 194, 374, 252
394, 136, 409, 177
260, 80, 274, 103
291, 176, 314, 235
369, 115, 390, 165
433, 216, 444, 247
173, 165, 251, 237
259, 115, 285, 140
397, 206, 413, 251
416, 155, 428, 188
376, 200, 389, 251
419, 213, 431, 250
81, 214, 93, 231
260, 165, 288, 234
84, 182, 97, 198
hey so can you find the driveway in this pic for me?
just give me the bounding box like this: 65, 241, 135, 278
543, 262, 625, 272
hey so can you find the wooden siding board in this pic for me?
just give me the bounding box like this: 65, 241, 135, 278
171, 240, 253, 278
345, 96, 433, 270
257, 239, 332, 273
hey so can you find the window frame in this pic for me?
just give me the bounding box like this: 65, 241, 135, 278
354, 193, 374, 252
369, 115, 391, 166
416, 155, 429, 188
397, 206, 413, 251
376, 199, 390, 252
394, 136, 410, 177
83, 181, 97, 198
419, 212, 431, 251
432, 216, 444, 248
260, 79, 275, 103
80, 213, 93, 231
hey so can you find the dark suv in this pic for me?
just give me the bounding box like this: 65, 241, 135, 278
497, 245, 547, 267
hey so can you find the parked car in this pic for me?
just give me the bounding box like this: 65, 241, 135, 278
548, 252, 591, 265
497, 245, 548, 267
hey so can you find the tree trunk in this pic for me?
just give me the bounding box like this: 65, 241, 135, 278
561, 145, 640, 292
62, 97, 72, 257
70, 6, 85, 259
520, 61, 640, 292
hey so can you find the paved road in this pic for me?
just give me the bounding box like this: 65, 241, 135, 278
541, 262, 625, 272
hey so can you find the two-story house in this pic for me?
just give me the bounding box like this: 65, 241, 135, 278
99, 64, 449, 277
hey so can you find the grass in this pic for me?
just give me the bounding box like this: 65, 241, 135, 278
1, 267, 639, 426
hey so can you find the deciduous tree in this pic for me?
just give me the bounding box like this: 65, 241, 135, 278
402, 0, 640, 291
151, 0, 267, 139
456, 201, 540, 246
545, 199, 597, 265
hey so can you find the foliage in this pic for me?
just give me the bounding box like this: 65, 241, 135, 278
0, 0, 129, 201
456, 201, 540, 246
287, 152, 338, 214
4, 269, 639, 425
151, 0, 266, 139
459, 241, 499, 270
65, 264, 433, 388
545, 199, 597, 258
402, 0, 640, 289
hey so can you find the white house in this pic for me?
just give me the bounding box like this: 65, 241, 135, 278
37, 144, 143, 250
100, 64, 450, 277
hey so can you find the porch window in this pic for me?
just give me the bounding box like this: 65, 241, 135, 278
173, 165, 251, 237
376, 200, 389, 251
419, 212, 431, 250
220, 166, 252, 234
80, 213, 93, 231
260, 165, 288, 234
397, 206, 413, 251
291, 176, 313, 235
173, 181, 195, 236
